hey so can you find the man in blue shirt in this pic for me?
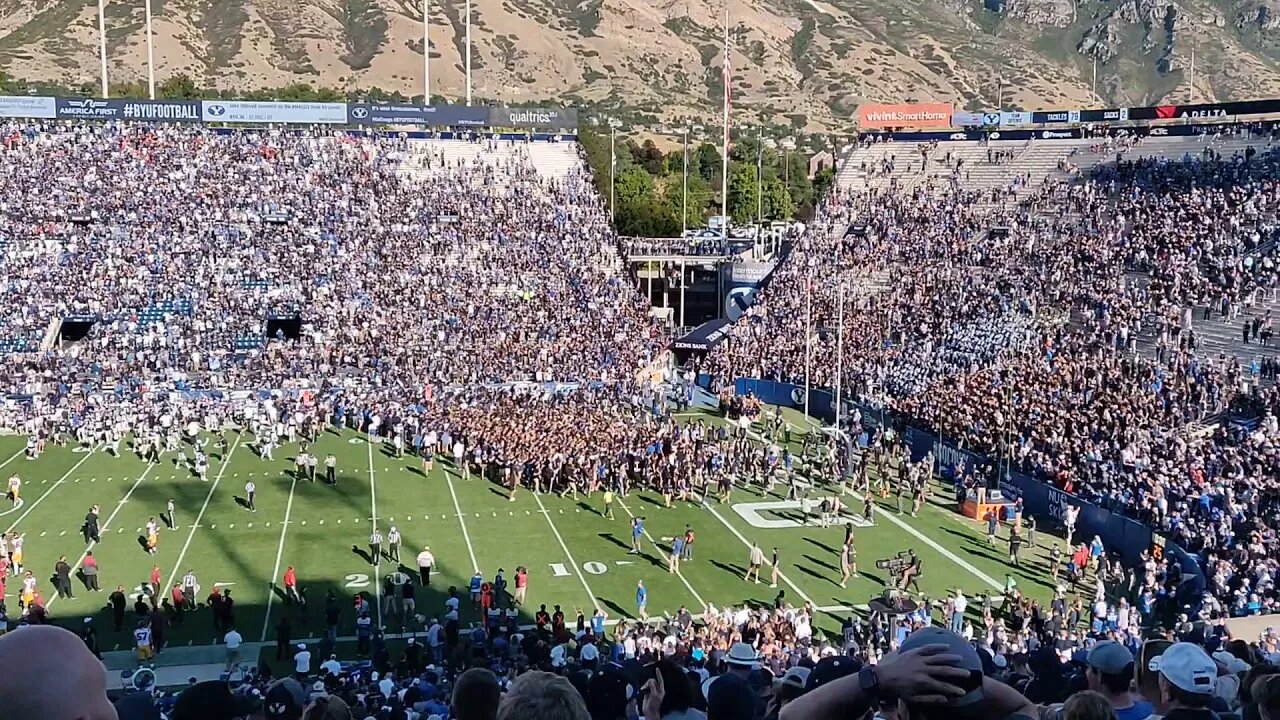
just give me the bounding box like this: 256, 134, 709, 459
1084, 641, 1154, 720
591, 608, 607, 637
629, 517, 644, 554
636, 580, 648, 621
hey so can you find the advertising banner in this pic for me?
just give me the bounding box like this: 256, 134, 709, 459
56, 97, 201, 122
1126, 98, 1280, 121
858, 102, 953, 129
999, 111, 1032, 126
1078, 107, 1128, 123
1032, 109, 1081, 124
347, 103, 488, 126
951, 111, 983, 127
487, 106, 578, 130
201, 100, 347, 124
0, 95, 55, 119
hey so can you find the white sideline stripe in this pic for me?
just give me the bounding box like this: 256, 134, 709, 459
0, 446, 26, 472
367, 433, 382, 629
739, 424, 1003, 591
261, 473, 300, 642
444, 464, 481, 574
700, 499, 818, 607
50, 463, 157, 609
532, 490, 600, 608
616, 497, 707, 611
163, 434, 244, 598
3, 451, 97, 533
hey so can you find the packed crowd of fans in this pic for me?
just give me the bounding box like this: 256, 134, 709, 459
706, 127, 1280, 621
0, 122, 670, 458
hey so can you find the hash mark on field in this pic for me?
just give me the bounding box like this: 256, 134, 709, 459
74, 478, 80, 483
319, 520, 324, 525
301, 520, 307, 526
59, 530, 66, 536
38, 531, 45, 537
337, 519, 342, 524
90, 478, 96, 483
209, 524, 216, 529
116, 528, 122, 533
228, 523, 235, 529
247, 523, 253, 528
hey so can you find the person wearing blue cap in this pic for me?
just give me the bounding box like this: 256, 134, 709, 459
1085, 641, 1153, 720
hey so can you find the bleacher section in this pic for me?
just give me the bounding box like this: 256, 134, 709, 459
398, 139, 581, 181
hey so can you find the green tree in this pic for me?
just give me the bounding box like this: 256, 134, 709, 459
762, 177, 794, 221
660, 174, 711, 230
158, 74, 201, 99
694, 142, 722, 183
728, 162, 760, 225
629, 139, 666, 176
614, 166, 655, 208
812, 167, 836, 203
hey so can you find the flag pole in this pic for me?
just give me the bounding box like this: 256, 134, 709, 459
422, 0, 430, 102
720, 4, 730, 222
465, 0, 472, 105
97, 0, 109, 97
144, 0, 156, 99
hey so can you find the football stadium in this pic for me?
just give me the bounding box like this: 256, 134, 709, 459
0, 33, 1276, 720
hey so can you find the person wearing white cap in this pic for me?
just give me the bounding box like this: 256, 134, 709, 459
1150, 642, 1218, 720
293, 642, 312, 680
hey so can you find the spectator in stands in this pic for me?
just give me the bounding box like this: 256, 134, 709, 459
452, 668, 502, 720
1085, 641, 1154, 720
498, 671, 590, 720
0, 625, 118, 720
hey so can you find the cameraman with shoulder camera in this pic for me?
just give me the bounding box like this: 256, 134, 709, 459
780, 627, 1037, 720
899, 549, 922, 593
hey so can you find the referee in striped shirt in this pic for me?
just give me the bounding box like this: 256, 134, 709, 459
368, 528, 383, 567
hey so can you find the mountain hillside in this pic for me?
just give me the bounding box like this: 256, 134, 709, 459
2, 0, 1280, 130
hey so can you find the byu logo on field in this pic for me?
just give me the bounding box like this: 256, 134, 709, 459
207, 104, 227, 117
733, 500, 873, 529
351, 107, 370, 119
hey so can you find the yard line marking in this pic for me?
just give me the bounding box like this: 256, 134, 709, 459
617, 497, 707, 610
842, 486, 1002, 591
261, 467, 301, 642
50, 463, 157, 609
162, 434, 244, 599
700, 499, 818, 607
0, 446, 25, 472
532, 491, 599, 608
4, 450, 97, 534
366, 432, 382, 629
443, 461, 481, 573
741, 425, 1003, 591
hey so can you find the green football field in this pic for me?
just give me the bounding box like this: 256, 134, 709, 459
0, 409, 1063, 655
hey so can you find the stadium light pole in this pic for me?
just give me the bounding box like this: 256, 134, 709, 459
97, 0, 109, 97
835, 277, 844, 433
682, 125, 689, 236
747, 122, 757, 225
422, 0, 430, 103
464, 0, 472, 105
803, 264, 812, 421
144, 0, 156, 99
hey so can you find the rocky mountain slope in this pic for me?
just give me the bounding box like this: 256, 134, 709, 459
2, 0, 1280, 131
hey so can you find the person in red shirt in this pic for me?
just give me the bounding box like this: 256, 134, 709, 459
514, 567, 528, 606
283, 566, 301, 604
150, 565, 162, 599
479, 582, 493, 613
82, 553, 100, 592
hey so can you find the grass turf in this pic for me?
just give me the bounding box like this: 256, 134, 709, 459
0, 410, 1066, 656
